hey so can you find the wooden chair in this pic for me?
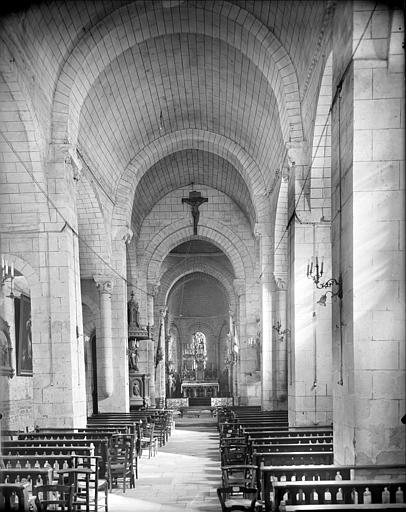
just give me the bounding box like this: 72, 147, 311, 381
140, 423, 158, 459
0, 483, 30, 512
221, 442, 250, 466
33, 484, 73, 511
57, 455, 108, 512
222, 465, 258, 488
217, 486, 259, 512
107, 434, 135, 493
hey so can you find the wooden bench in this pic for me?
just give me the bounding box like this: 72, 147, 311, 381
260, 464, 406, 512
253, 450, 334, 467
251, 442, 333, 453
0, 468, 53, 488
285, 505, 405, 511
2, 444, 95, 458
273, 480, 405, 511
3, 438, 108, 478
0, 483, 30, 512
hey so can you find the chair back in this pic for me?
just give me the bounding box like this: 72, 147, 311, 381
221, 464, 258, 488
217, 485, 258, 512
33, 484, 73, 511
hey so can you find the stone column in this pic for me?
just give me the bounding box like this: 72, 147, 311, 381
155, 307, 167, 406
147, 281, 160, 403
332, 2, 405, 464
93, 276, 114, 401
233, 278, 245, 402
256, 223, 275, 410
287, 141, 333, 425
274, 277, 288, 409
30, 143, 87, 428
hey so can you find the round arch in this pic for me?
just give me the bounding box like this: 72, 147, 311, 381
51, 1, 302, 148
112, 129, 269, 234
141, 219, 254, 285
158, 259, 236, 313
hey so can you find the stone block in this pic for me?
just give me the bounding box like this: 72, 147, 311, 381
373, 69, 404, 99
372, 129, 405, 161
372, 370, 405, 399
353, 130, 372, 161
355, 99, 401, 130
353, 161, 400, 191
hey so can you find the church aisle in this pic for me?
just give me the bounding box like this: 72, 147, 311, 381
109, 416, 222, 511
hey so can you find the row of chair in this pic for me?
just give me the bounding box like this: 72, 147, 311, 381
215, 406, 406, 512
1, 410, 174, 511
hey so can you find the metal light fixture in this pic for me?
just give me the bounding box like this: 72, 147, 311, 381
272, 321, 290, 341
306, 256, 342, 298
1, 257, 15, 299
317, 290, 342, 307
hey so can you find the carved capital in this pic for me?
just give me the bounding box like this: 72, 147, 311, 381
281, 166, 290, 182
254, 222, 263, 238
56, 143, 83, 181
275, 276, 287, 290
233, 278, 245, 297
147, 281, 160, 297
93, 275, 114, 295
115, 224, 133, 245
285, 141, 310, 167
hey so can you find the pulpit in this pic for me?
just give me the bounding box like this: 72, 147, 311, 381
130, 373, 150, 408
128, 292, 153, 409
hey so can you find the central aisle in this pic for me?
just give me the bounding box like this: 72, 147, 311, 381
109, 414, 222, 511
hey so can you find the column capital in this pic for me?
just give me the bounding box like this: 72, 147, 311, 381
93, 275, 114, 295
285, 141, 310, 167
274, 276, 287, 290
115, 224, 134, 245
281, 166, 290, 182
50, 142, 83, 181
233, 278, 245, 297
147, 281, 160, 297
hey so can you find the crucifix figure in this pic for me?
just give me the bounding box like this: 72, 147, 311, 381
182, 190, 208, 235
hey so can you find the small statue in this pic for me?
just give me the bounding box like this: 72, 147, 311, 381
129, 339, 139, 371
128, 291, 140, 327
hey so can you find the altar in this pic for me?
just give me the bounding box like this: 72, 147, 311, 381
181, 381, 219, 398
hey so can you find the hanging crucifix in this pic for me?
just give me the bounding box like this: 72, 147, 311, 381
182, 189, 208, 235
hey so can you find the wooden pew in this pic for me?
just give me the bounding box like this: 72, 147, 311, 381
272, 480, 406, 511
285, 505, 405, 510
248, 435, 333, 444
260, 464, 406, 512
0, 483, 30, 512
0, 468, 53, 488
251, 442, 333, 453
2, 444, 94, 458
3, 439, 108, 478
253, 450, 334, 467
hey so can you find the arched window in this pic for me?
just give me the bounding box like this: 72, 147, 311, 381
193, 331, 207, 370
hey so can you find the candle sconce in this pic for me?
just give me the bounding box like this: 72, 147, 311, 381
272, 321, 290, 341
306, 256, 342, 299
1, 258, 15, 299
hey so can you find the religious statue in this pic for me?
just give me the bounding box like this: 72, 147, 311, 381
182, 190, 208, 235
132, 379, 141, 397
128, 291, 140, 327
128, 339, 139, 371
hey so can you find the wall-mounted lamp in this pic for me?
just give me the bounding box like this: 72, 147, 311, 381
1, 257, 15, 299
272, 321, 290, 341
307, 256, 342, 299
317, 289, 342, 307
247, 336, 259, 347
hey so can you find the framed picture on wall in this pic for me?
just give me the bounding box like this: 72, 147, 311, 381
15, 294, 33, 376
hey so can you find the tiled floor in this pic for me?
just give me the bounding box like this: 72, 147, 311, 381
109, 414, 222, 511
